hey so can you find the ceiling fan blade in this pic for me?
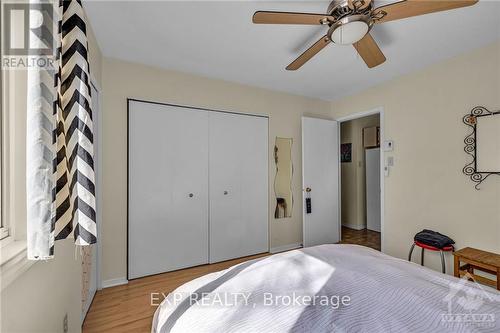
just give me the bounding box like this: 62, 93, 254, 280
373, 0, 478, 24
286, 36, 331, 71
252, 11, 333, 25
353, 33, 386, 68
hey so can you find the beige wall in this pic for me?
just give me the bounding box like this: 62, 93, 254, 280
0, 16, 102, 332
87, 22, 102, 88
332, 41, 500, 272
340, 114, 379, 230
100, 57, 331, 282
1, 240, 83, 333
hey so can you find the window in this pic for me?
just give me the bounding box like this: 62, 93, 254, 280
1, 1, 31, 248
0, 61, 7, 240
0, 4, 35, 289
0, 4, 26, 242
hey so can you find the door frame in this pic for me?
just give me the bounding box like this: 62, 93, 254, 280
82, 77, 102, 323
335, 107, 385, 252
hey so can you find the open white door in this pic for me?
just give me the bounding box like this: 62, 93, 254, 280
302, 117, 339, 247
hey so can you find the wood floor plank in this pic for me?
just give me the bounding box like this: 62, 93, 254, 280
83, 253, 269, 333
84, 231, 379, 333
339, 226, 381, 251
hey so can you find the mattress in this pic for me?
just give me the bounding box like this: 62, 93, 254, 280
152, 244, 500, 332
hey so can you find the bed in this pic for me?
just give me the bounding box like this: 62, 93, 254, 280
152, 244, 500, 332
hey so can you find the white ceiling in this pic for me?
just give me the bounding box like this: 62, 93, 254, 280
83, 1, 500, 101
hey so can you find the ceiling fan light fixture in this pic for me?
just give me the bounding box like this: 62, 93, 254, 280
328, 15, 372, 45
332, 21, 368, 44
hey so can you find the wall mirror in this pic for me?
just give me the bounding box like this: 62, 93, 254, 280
274, 137, 293, 218
463, 106, 500, 189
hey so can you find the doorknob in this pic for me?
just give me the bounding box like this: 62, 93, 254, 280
188, 193, 194, 198
223, 191, 228, 195
305, 187, 312, 193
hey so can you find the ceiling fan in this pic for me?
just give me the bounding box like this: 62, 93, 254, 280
252, 0, 478, 70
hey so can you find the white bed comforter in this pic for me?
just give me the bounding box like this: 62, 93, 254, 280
152, 244, 500, 333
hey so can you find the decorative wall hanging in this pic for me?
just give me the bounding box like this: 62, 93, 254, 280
463, 106, 500, 190
341, 143, 352, 163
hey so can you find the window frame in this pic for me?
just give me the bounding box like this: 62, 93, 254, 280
0, 4, 35, 291
0, 52, 8, 241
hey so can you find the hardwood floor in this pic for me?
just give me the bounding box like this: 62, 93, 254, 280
82, 253, 269, 333
84, 230, 380, 332
339, 226, 381, 251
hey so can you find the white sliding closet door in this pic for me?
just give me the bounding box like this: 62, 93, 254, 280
128, 101, 209, 279
209, 113, 269, 263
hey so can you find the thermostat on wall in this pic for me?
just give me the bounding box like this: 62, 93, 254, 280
383, 140, 394, 152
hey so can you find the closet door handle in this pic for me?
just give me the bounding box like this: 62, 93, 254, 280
223, 191, 228, 195
188, 193, 194, 198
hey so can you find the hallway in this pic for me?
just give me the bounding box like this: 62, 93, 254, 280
340, 226, 381, 251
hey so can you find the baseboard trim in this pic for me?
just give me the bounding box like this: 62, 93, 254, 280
270, 243, 302, 254
342, 223, 365, 231
102, 277, 128, 289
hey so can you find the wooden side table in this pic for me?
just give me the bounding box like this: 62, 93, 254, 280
453, 247, 500, 290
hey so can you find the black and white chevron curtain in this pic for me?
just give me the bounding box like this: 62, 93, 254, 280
27, 0, 96, 259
